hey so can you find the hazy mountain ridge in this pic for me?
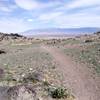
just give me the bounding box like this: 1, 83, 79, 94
22, 27, 100, 36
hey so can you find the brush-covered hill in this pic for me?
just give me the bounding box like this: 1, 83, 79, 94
0, 32, 25, 41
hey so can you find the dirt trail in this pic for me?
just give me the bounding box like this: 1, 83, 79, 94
42, 45, 100, 100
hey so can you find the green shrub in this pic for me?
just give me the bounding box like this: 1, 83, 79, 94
0, 50, 6, 54
22, 73, 37, 83
22, 72, 43, 83
43, 81, 50, 86
49, 87, 68, 99
84, 39, 93, 43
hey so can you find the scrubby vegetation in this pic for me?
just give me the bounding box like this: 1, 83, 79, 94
22, 71, 44, 83
84, 39, 93, 43
60, 34, 100, 75
0, 50, 6, 54
0, 40, 75, 100
48, 87, 68, 99
1, 32, 100, 99
0, 32, 24, 41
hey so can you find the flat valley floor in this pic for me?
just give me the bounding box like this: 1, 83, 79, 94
0, 38, 100, 100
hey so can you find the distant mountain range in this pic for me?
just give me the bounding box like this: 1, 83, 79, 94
22, 27, 100, 37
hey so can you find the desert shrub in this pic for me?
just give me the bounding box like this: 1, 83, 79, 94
0, 50, 6, 54
43, 81, 50, 86
94, 31, 100, 35
22, 72, 44, 83
84, 39, 93, 43
10, 33, 23, 37
0, 68, 4, 78
4, 74, 17, 85
49, 87, 68, 99
23, 73, 37, 83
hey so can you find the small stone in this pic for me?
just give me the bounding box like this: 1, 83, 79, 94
29, 68, 33, 71
37, 97, 43, 100
4, 64, 7, 66
21, 74, 25, 77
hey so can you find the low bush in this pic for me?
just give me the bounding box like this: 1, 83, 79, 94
43, 81, 50, 86
84, 39, 93, 43
22, 73, 37, 83
0, 50, 6, 54
49, 87, 68, 99
22, 72, 43, 83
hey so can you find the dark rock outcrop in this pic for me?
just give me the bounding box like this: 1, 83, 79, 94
7, 85, 37, 100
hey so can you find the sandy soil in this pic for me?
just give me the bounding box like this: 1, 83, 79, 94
42, 45, 100, 100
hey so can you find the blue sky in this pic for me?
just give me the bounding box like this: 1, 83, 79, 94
0, 0, 100, 33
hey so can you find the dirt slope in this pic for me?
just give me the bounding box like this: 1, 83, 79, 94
42, 45, 100, 100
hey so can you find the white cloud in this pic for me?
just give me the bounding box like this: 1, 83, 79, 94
53, 13, 100, 28
0, 6, 11, 12
0, 18, 33, 33
15, 0, 39, 10
55, 0, 100, 12
39, 12, 62, 21
0, 0, 100, 33
0, 2, 17, 12
14, 0, 61, 10
27, 19, 33, 22
66, 0, 100, 9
